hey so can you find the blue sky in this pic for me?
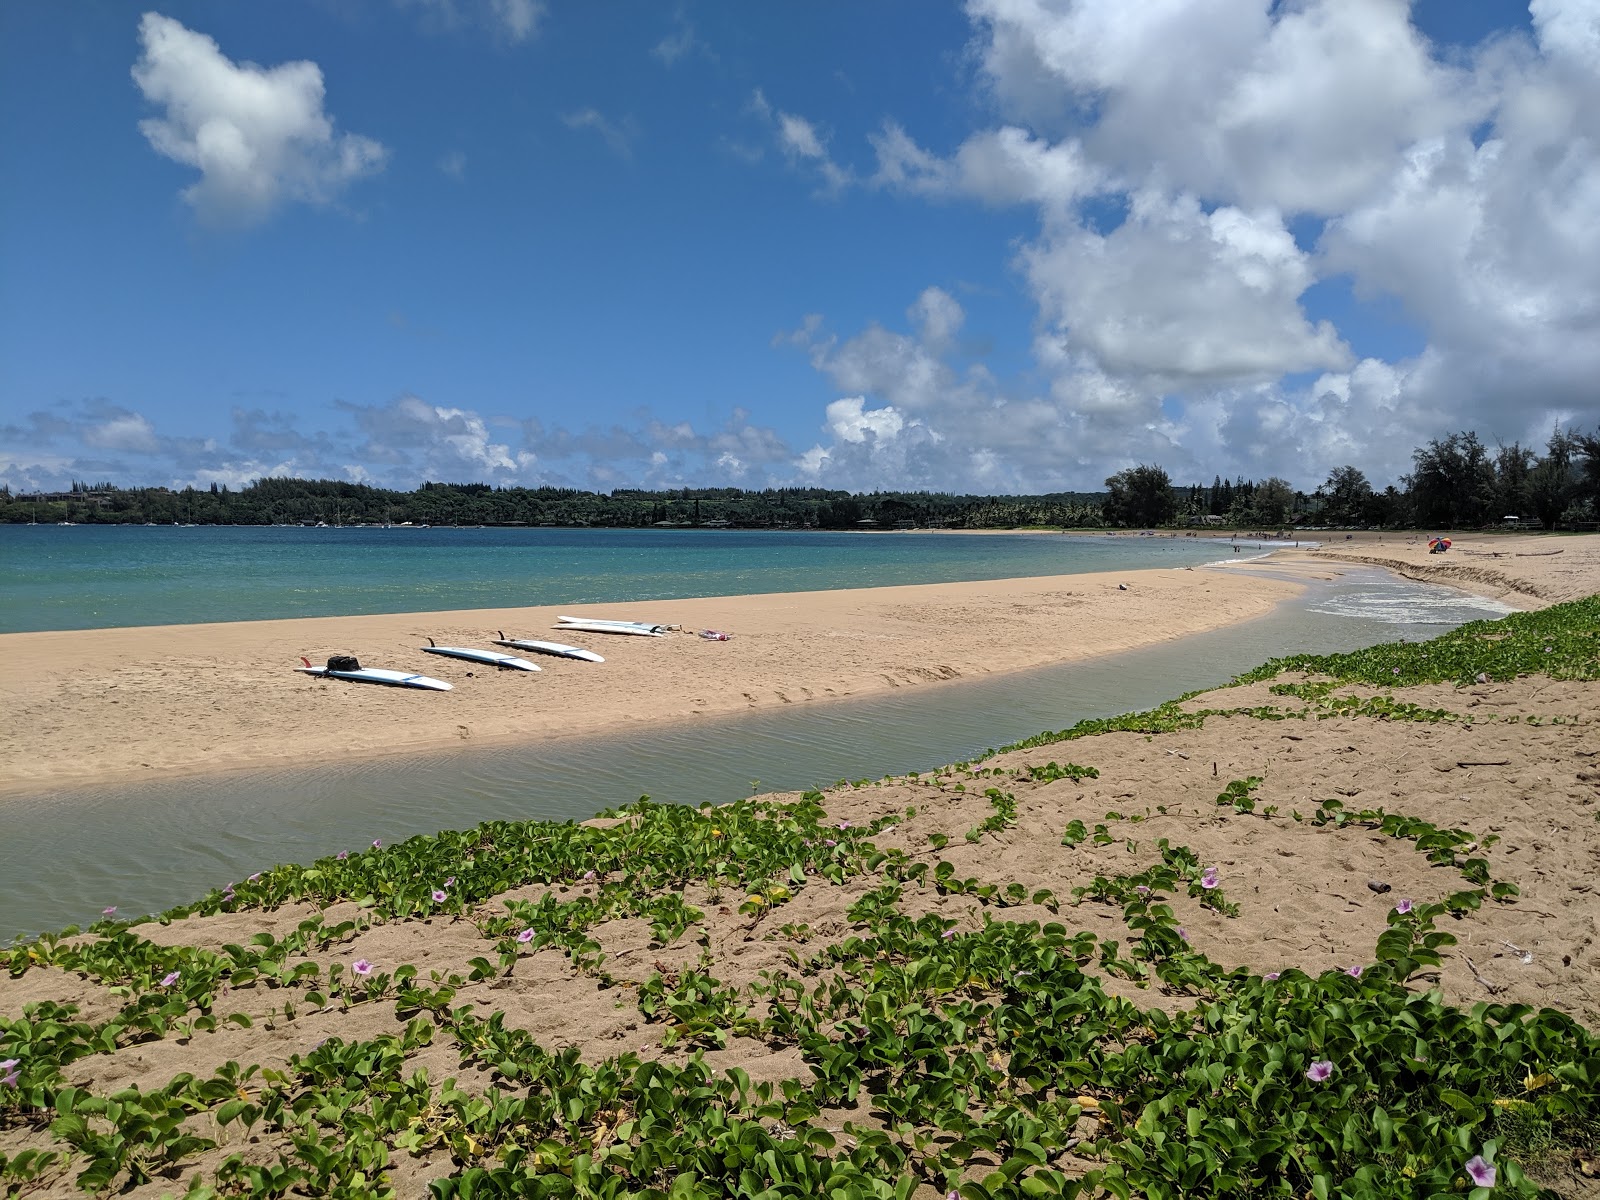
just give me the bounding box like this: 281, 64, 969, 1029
2, 0, 1596, 495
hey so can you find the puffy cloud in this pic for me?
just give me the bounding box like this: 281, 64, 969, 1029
341, 394, 533, 478
872, 123, 1102, 211
82, 408, 161, 454
965, 0, 1478, 214
132, 13, 386, 226
1023, 191, 1350, 384
756, 0, 1600, 489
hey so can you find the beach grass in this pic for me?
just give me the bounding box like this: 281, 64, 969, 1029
3, 597, 1598, 1198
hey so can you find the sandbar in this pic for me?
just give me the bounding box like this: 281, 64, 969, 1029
2, 565, 1296, 796
4, 533, 1594, 798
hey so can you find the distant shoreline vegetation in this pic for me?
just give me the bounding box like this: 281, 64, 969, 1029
5, 427, 1598, 531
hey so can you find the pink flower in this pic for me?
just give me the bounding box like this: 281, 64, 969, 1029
823, 839, 837, 847
836, 821, 851, 830
1306, 1060, 1333, 1082
1345, 965, 1363, 978
352, 959, 373, 977
1176, 927, 1189, 943
371, 839, 381, 849
942, 929, 956, 940
101, 906, 117, 916
1465, 1154, 1496, 1187
1264, 972, 1280, 981
248, 873, 261, 883
432, 888, 448, 902
444, 876, 456, 886
1200, 867, 1220, 890
0, 1058, 19, 1087
337, 851, 349, 860
160, 971, 181, 987
1392, 667, 1401, 675
1394, 898, 1413, 915
582, 870, 597, 882
516, 928, 535, 944
1134, 885, 1151, 896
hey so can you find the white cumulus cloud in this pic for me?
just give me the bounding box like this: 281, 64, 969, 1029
132, 12, 386, 226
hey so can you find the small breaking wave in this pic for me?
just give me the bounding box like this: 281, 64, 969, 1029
1306, 585, 1516, 625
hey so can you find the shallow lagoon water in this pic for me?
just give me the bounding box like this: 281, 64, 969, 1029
0, 568, 1513, 941
0, 524, 1295, 632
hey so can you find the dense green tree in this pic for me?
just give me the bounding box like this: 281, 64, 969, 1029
1103, 464, 1176, 527
1408, 431, 1496, 527
1320, 465, 1373, 526
1249, 477, 1296, 526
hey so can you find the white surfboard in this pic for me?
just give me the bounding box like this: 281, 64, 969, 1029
420, 639, 541, 671
297, 658, 453, 691
557, 615, 669, 633
492, 632, 604, 663
554, 620, 665, 637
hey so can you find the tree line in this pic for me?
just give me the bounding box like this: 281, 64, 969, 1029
5, 426, 1596, 530
0, 479, 1111, 530
1105, 426, 1600, 531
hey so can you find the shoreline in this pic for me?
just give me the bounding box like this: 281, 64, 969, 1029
2, 564, 1301, 798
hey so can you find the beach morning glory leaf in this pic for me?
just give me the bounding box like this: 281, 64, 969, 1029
353, 959, 373, 976
1306, 1060, 1333, 1082
1466, 1154, 1496, 1187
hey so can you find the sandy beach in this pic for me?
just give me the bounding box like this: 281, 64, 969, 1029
1282, 528, 1600, 608
0, 565, 1301, 797
1, 583, 1595, 1196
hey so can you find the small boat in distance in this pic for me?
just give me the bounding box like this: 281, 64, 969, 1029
492, 632, 604, 663
420, 638, 541, 671
296, 656, 453, 691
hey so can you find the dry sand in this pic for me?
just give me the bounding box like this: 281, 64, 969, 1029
1284, 528, 1600, 608
0, 565, 1298, 796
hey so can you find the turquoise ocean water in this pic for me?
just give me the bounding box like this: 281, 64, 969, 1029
0, 524, 1284, 633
